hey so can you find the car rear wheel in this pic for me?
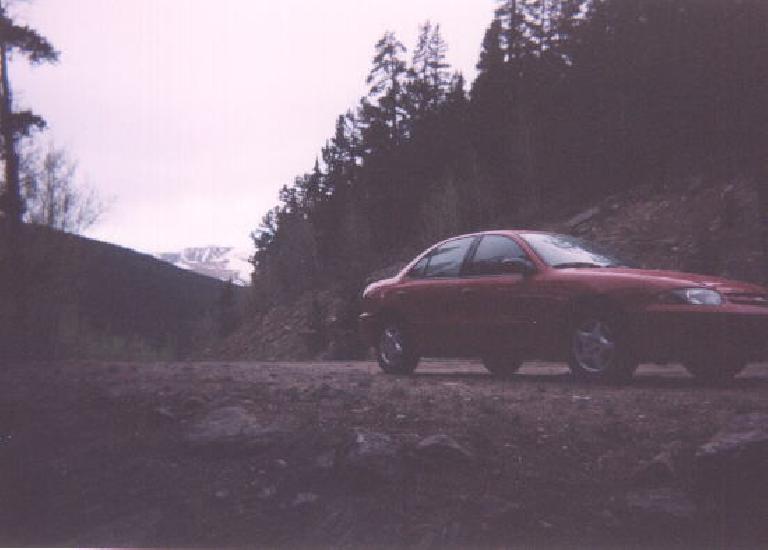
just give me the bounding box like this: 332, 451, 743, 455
568, 311, 637, 382
377, 324, 419, 375
684, 358, 746, 385
482, 355, 522, 378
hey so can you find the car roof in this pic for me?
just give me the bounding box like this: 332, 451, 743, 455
446, 229, 554, 240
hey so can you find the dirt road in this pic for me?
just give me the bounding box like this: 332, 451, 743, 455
1, 359, 767, 547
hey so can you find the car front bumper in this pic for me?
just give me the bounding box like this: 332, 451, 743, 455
632, 304, 768, 362
358, 311, 379, 347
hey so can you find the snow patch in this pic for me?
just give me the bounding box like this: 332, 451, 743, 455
155, 246, 252, 286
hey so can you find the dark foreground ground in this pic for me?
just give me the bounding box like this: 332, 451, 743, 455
1, 359, 767, 548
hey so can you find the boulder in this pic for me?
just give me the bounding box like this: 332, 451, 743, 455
341, 429, 401, 487
632, 441, 690, 487
413, 434, 475, 463
185, 406, 282, 453
694, 413, 768, 503
626, 488, 697, 524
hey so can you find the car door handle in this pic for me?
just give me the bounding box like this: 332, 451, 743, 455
395, 290, 407, 297
461, 288, 476, 295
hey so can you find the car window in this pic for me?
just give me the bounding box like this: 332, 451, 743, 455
520, 233, 634, 268
467, 235, 529, 276
423, 237, 474, 278
407, 255, 429, 278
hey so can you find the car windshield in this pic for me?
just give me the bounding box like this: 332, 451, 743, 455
520, 233, 635, 269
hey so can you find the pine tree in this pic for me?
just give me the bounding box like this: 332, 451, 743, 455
365, 31, 407, 144
0, 1, 58, 226
0, 1, 58, 360
407, 21, 450, 119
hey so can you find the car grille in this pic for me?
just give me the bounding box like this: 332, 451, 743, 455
726, 293, 768, 307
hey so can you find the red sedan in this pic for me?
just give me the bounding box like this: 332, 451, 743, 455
359, 231, 768, 382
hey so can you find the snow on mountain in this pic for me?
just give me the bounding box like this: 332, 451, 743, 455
156, 246, 253, 286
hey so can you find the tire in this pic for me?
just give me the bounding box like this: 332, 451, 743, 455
482, 355, 522, 378
376, 323, 419, 375
684, 358, 746, 385
568, 308, 638, 383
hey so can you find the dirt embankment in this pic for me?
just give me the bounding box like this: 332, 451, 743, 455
2, 360, 767, 547
562, 177, 766, 284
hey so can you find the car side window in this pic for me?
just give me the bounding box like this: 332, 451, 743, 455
423, 237, 475, 278
407, 255, 430, 278
467, 235, 529, 276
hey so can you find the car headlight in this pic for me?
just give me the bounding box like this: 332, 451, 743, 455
660, 288, 723, 306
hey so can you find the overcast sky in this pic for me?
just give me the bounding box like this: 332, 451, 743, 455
11, 0, 495, 253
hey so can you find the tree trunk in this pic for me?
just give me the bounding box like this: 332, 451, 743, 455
0, 41, 22, 226
0, 35, 27, 360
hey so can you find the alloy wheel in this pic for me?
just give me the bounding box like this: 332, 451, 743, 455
572, 319, 617, 374
379, 327, 405, 367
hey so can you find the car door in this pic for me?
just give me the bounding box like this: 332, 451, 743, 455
460, 234, 538, 354
395, 236, 476, 356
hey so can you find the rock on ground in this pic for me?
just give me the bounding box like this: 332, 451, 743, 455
694, 413, 768, 504
184, 405, 283, 452
413, 434, 475, 463
341, 429, 401, 487
626, 488, 697, 523
632, 441, 690, 488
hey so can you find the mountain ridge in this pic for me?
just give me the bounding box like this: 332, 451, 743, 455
156, 246, 252, 286
0, 225, 243, 360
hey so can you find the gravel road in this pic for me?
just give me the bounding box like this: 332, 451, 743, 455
1, 359, 767, 547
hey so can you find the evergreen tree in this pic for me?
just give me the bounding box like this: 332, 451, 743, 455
364, 31, 407, 145
0, 0, 58, 359
0, 1, 58, 226
406, 21, 450, 120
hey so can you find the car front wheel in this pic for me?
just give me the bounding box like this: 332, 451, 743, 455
377, 324, 419, 375
568, 312, 637, 382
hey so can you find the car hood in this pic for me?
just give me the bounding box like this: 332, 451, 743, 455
560, 267, 767, 294
362, 276, 398, 298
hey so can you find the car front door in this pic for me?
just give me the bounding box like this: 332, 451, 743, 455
460, 234, 539, 354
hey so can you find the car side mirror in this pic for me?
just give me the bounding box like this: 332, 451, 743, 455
500, 258, 536, 276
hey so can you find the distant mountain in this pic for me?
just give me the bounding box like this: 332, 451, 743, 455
0, 225, 243, 360
156, 246, 253, 286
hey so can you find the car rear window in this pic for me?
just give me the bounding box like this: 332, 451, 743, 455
423, 236, 474, 278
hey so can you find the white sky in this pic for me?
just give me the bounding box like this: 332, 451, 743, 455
10, 0, 495, 253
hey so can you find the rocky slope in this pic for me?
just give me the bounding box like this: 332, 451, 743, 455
558, 177, 766, 284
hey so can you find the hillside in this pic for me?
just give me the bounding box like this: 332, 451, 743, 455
218, 177, 767, 361
560, 177, 766, 285
0, 225, 244, 360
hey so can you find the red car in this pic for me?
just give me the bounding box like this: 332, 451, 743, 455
359, 231, 768, 382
